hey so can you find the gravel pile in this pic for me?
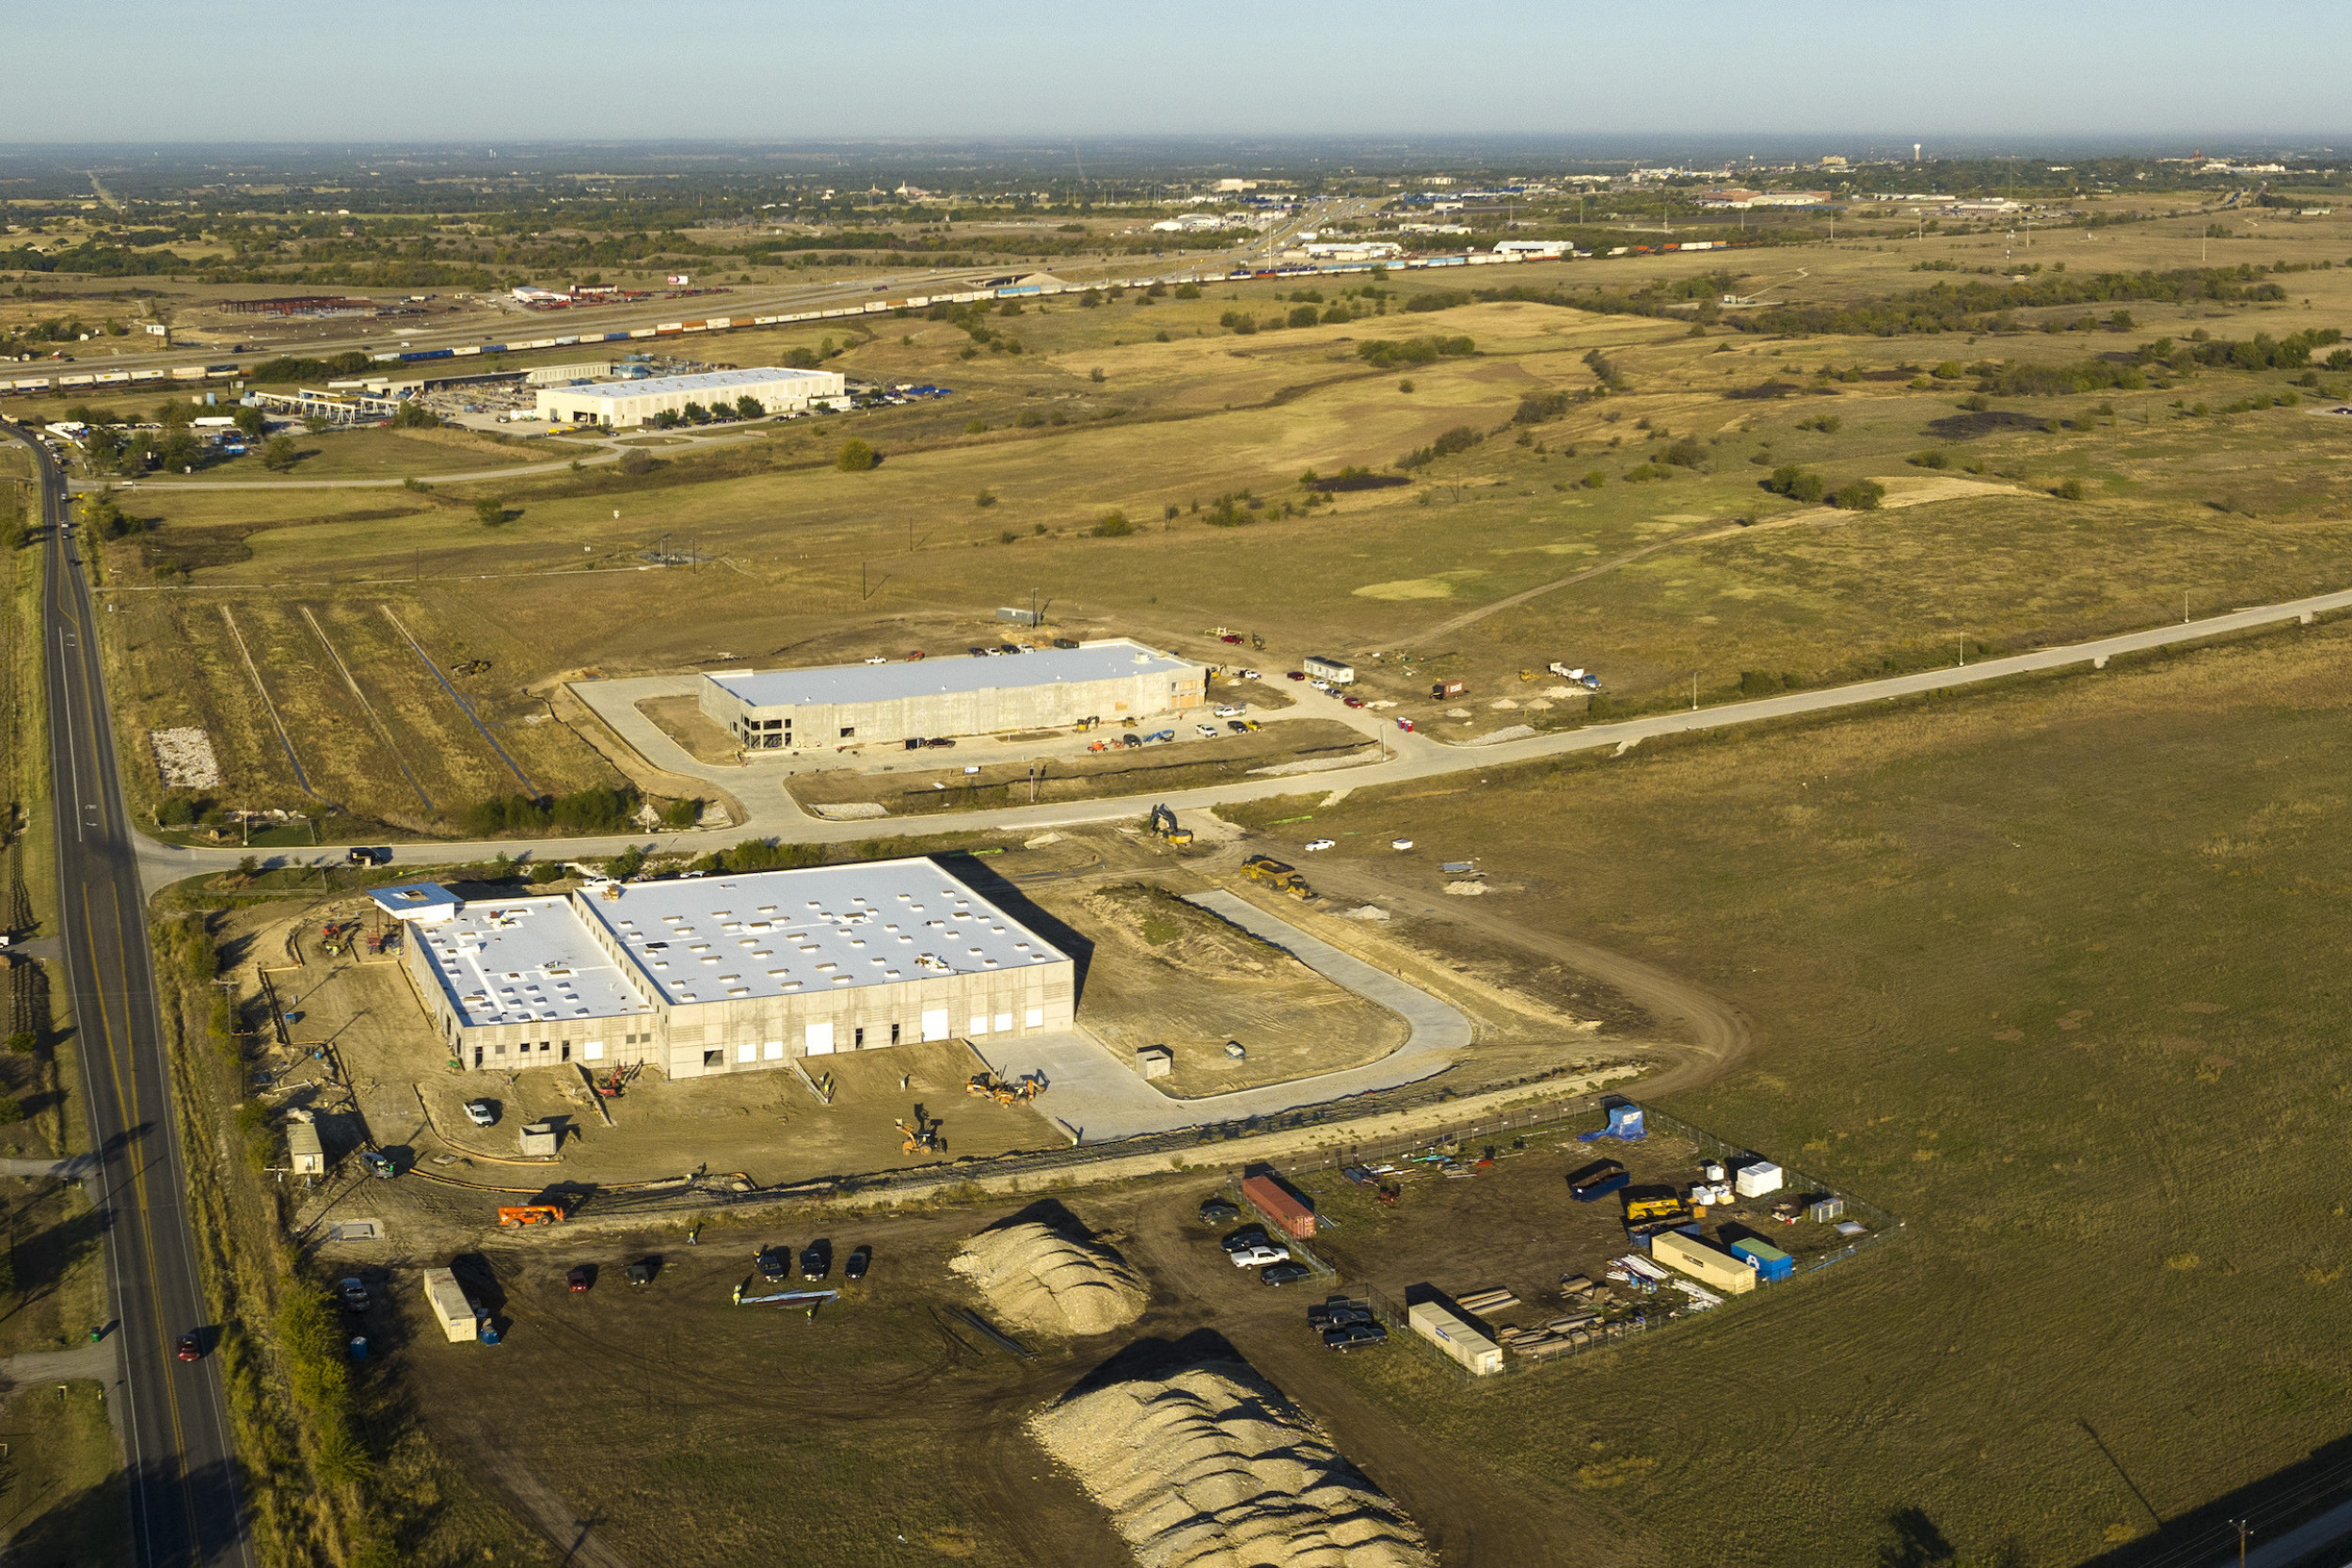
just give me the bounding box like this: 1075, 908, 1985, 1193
1031, 1354, 1432, 1567
950, 1219, 1148, 1338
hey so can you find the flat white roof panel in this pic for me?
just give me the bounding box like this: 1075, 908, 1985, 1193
554, 367, 837, 403
707, 639, 1197, 711
577, 857, 1067, 1007
413, 895, 657, 1031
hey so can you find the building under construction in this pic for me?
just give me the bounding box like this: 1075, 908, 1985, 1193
374, 858, 1075, 1078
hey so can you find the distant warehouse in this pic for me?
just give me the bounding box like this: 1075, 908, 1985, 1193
375, 858, 1076, 1077
699, 639, 1205, 752
534, 366, 846, 427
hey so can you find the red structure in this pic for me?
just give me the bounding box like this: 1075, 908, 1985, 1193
1241, 1173, 1315, 1240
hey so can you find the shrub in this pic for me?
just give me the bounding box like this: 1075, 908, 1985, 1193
2054, 477, 2086, 501
1832, 478, 1886, 511
1909, 450, 1949, 469
1397, 379, 1415, 393
1287, 305, 1320, 329
473, 497, 506, 527
1580, 469, 1607, 489
390, 400, 437, 429
661, 797, 702, 829
4, 1033, 34, 1057
617, 450, 655, 476
974, 487, 996, 508
1090, 510, 1135, 538
1174, 283, 1201, 299
1765, 465, 1826, 503
835, 438, 877, 472
1661, 438, 1705, 468
1357, 335, 1474, 369
260, 436, 299, 471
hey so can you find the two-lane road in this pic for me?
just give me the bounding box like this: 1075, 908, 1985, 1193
7, 421, 252, 1566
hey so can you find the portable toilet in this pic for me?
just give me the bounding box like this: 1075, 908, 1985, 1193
1728, 1237, 1795, 1283
1579, 1103, 1645, 1143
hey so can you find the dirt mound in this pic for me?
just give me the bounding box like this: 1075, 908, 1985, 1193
1032, 1354, 1432, 1567
950, 1219, 1148, 1338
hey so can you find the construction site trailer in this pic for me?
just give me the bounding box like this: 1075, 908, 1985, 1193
1652, 1230, 1757, 1296
422, 1267, 480, 1343
1301, 655, 1355, 685
1408, 1301, 1502, 1375
1241, 1173, 1316, 1240
286, 1118, 324, 1176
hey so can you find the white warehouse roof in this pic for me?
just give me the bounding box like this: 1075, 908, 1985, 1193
413, 895, 657, 1030
551, 366, 837, 404
707, 639, 1195, 711
575, 859, 1067, 1006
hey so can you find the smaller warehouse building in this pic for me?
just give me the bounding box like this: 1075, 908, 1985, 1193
1408, 1301, 1502, 1375
1652, 1230, 1756, 1296
699, 639, 1204, 751
535, 366, 847, 427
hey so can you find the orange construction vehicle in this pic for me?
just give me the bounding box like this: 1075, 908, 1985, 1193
497, 1205, 565, 1227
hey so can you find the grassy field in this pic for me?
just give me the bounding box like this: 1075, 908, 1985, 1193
1209, 616, 2352, 1566
0, 1381, 127, 1563
36, 201, 2352, 836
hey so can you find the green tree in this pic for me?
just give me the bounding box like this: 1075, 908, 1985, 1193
154, 400, 192, 429
1287, 305, 1320, 329
1832, 478, 1885, 511
231, 404, 267, 439
680, 401, 710, 424
261, 436, 298, 472
1766, 465, 1826, 503
835, 438, 877, 472
734, 394, 765, 420
390, 399, 437, 428
473, 497, 507, 527
1090, 510, 1134, 537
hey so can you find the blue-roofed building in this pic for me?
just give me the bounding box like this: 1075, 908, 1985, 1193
697, 638, 1205, 752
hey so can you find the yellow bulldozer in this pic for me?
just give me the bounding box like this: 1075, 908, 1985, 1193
966, 1071, 1043, 1105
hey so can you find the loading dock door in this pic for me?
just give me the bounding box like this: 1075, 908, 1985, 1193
920, 1008, 949, 1042
803, 1022, 835, 1056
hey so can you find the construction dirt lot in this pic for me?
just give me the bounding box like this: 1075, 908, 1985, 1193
1034, 879, 1407, 1095
358, 1114, 1847, 1568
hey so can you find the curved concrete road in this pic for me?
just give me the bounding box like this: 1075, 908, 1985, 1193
126, 580, 2352, 894
961, 888, 1473, 1143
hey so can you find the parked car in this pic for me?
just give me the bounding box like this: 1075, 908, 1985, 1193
1323, 1321, 1387, 1348
1121, 734, 1142, 747
1304, 838, 1335, 851
1286, 671, 1308, 682
755, 1246, 788, 1282
800, 1241, 831, 1280
1231, 1244, 1292, 1268
1343, 696, 1366, 709
1261, 1261, 1312, 1287
463, 1100, 497, 1128
1213, 704, 1244, 718
1238, 669, 1261, 680
176, 1333, 202, 1363
844, 1245, 871, 1282
1309, 1298, 1375, 1331
1199, 1197, 1240, 1226
1391, 838, 1414, 851
927, 736, 955, 749
1227, 720, 1250, 734
1243, 720, 1262, 731
1196, 724, 1220, 738
1220, 1227, 1271, 1254
337, 1277, 371, 1312
1219, 633, 1245, 644
566, 1266, 591, 1293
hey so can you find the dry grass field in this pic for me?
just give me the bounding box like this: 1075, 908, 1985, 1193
1212, 616, 2352, 1567
33, 200, 2352, 838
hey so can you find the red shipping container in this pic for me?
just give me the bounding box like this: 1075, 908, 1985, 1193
1242, 1174, 1315, 1240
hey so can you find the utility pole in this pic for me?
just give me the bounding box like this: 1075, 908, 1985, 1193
1691, 672, 1698, 710
2232, 1520, 2249, 1568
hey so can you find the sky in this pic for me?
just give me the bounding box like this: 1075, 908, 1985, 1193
9, 0, 2351, 148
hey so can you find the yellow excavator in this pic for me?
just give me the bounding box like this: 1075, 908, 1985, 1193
897, 1110, 946, 1155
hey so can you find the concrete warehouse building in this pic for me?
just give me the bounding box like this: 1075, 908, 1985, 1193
533, 366, 847, 427
379, 859, 1075, 1078
698, 639, 1206, 752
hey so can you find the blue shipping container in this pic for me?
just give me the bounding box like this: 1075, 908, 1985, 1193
1728, 1238, 1795, 1283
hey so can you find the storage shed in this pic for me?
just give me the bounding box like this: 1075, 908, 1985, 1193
1734, 1161, 1785, 1198
1241, 1173, 1315, 1240
286, 1116, 325, 1176
1727, 1236, 1795, 1283
1652, 1230, 1756, 1295
1408, 1301, 1502, 1375
421, 1267, 480, 1344
1133, 1045, 1173, 1080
